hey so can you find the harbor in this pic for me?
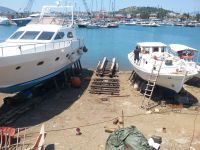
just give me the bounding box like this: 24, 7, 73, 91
0, 0, 200, 149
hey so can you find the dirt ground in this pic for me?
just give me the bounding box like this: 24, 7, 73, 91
0, 70, 200, 150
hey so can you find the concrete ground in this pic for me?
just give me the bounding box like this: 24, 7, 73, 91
0, 70, 200, 150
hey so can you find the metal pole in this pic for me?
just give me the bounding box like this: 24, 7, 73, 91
1, 48, 3, 56
16, 128, 20, 150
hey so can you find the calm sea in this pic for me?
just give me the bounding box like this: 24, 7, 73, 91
1, 25, 200, 70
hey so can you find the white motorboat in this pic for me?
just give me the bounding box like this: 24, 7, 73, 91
128, 42, 198, 93
0, 16, 11, 25
87, 22, 100, 29
141, 21, 160, 27
0, 3, 87, 93
124, 21, 137, 26
169, 44, 200, 79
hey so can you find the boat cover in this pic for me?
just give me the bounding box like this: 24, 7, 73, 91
105, 126, 152, 150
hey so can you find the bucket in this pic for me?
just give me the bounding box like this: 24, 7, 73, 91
70, 77, 81, 88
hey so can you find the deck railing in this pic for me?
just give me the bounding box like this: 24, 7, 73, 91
0, 39, 84, 57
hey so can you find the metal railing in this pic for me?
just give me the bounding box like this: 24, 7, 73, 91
0, 39, 84, 57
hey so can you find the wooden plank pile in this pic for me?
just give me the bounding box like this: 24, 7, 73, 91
89, 57, 120, 95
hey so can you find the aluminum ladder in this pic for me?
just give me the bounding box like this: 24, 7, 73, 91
141, 59, 163, 110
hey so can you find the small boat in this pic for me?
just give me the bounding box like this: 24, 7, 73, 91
128, 42, 198, 93
0, 16, 11, 25
141, 21, 160, 27
107, 22, 119, 28
0, 3, 87, 93
87, 23, 100, 29
169, 44, 200, 79
77, 21, 90, 28
12, 17, 32, 27
124, 21, 136, 26
12, 13, 40, 27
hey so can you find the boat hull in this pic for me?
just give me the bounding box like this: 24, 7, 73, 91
12, 18, 32, 27
78, 24, 88, 28
128, 52, 194, 93
0, 40, 84, 93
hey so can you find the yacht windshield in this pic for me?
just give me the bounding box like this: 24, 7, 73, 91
54, 32, 65, 40
20, 31, 40, 40
9, 31, 24, 39
37, 32, 55, 40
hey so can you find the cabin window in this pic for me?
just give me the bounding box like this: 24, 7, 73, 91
15, 66, 21, 70
20, 31, 40, 40
55, 57, 60, 61
153, 47, 159, 52
67, 32, 73, 38
54, 32, 65, 40
10, 31, 24, 39
37, 61, 44, 66
37, 32, 55, 40
161, 47, 165, 52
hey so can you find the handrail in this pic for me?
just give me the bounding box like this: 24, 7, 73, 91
0, 39, 83, 57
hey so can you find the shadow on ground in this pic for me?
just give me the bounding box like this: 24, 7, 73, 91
151, 86, 199, 107
0, 69, 93, 128
131, 73, 199, 107
45, 144, 55, 150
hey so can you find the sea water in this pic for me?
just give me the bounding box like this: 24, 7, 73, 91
1, 25, 200, 70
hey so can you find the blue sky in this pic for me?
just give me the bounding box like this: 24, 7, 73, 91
1, 0, 200, 13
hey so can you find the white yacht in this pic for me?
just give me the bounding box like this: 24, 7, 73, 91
169, 44, 200, 79
141, 21, 160, 27
128, 42, 198, 93
0, 3, 87, 93
0, 16, 11, 25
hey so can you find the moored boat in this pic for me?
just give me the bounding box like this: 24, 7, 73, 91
0, 3, 87, 93
0, 16, 11, 25
12, 17, 32, 27
128, 42, 198, 93
169, 44, 200, 79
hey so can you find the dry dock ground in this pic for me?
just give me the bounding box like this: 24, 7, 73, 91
0, 70, 200, 150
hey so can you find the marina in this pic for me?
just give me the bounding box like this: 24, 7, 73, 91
0, 0, 200, 149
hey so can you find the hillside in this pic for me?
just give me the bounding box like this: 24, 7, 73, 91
0, 6, 16, 13
117, 6, 175, 19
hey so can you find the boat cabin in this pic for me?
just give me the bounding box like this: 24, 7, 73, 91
136, 42, 167, 54
169, 44, 198, 61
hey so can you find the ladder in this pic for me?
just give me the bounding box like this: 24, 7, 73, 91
129, 70, 136, 81
141, 59, 163, 110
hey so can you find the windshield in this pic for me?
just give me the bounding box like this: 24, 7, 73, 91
9, 31, 24, 39
20, 31, 40, 40
37, 32, 55, 40
54, 32, 65, 40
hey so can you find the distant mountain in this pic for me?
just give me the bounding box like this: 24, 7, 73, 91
0, 6, 16, 13
117, 6, 175, 19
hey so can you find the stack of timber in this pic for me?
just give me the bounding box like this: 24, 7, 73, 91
96, 57, 118, 77
89, 78, 120, 95
89, 57, 120, 95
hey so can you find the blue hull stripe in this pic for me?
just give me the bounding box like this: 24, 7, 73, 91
0, 64, 73, 93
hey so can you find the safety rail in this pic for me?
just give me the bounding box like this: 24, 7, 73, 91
0, 124, 45, 150
0, 39, 84, 57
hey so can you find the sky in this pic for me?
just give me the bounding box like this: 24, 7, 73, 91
0, 0, 200, 13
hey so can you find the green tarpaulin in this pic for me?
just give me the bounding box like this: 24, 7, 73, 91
105, 126, 152, 150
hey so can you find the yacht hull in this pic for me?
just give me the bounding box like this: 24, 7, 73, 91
0, 40, 84, 93
128, 52, 194, 93
12, 18, 32, 27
